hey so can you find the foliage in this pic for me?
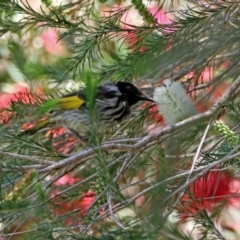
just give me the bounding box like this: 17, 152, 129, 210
1, 0, 240, 239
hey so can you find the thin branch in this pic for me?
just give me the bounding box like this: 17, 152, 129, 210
186, 120, 212, 184
0, 151, 55, 165
107, 193, 125, 229
95, 145, 240, 222
37, 74, 240, 174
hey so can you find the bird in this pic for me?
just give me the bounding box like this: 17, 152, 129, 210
20, 81, 154, 137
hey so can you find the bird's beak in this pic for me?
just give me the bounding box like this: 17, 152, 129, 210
139, 94, 154, 102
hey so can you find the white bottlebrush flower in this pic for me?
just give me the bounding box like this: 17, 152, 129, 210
153, 80, 197, 125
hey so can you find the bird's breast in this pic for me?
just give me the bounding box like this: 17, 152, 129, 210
99, 97, 130, 123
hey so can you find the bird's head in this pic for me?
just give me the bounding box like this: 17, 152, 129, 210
116, 82, 154, 106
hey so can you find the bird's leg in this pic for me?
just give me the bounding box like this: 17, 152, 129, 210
69, 128, 88, 148
69, 129, 110, 155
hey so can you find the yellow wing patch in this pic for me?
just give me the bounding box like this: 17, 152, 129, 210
58, 96, 85, 110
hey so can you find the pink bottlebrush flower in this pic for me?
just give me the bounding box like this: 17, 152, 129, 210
186, 67, 214, 84
120, 6, 173, 28
186, 66, 230, 101
148, 7, 173, 25
39, 28, 66, 56
54, 174, 81, 186
228, 180, 240, 208
186, 66, 230, 113
101, 5, 173, 50
121, 7, 173, 49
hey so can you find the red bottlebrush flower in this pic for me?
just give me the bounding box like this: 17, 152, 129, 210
74, 190, 96, 215
211, 82, 231, 100
51, 189, 96, 227
178, 171, 240, 218
0, 83, 76, 153
138, 102, 163, 123
147, 104, 164, 123
0, 83, 43, 124
52, 190, 95, 216
0, 83, 29, 110
138, 99, 164, 134
0, 83, 43, 110
0, 111, 14, 125
51, 174, 96, 226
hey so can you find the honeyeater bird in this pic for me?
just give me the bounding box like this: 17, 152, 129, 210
21, 81, 154, 136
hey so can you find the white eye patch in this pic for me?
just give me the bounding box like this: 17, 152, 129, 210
101, 83, 122, 97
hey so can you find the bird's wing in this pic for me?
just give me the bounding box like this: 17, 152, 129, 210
57, 91, 86, 110
58, 84, 110, 110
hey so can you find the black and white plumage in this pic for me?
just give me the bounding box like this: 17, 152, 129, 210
21, 82, 154, 136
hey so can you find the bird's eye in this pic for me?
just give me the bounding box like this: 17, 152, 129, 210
109, 90, 116, 96
126, 85, 139, 94
126, 85, 133, 91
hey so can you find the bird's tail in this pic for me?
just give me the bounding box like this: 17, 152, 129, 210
19, 119, 50, 136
